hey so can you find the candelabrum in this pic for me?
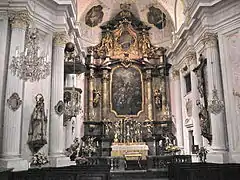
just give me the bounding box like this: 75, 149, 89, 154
10, 28, 50, 82
208, 87, 225, 115
81, 137, 98, 157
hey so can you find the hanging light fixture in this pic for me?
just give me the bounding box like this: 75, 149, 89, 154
10, 1, 50, 82
208, 60, 224, 115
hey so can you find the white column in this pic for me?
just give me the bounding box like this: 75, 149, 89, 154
172, 70, 184, 149
76, 73, 85, 139
0, 12, 9, 153
49, 32, 69, 167
179, 70, 189, 154
64, 74, 76, 148
188, 53, 203, 147
0, 11, 30, 171
202, 32, 227, 162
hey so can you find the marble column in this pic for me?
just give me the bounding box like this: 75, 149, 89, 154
172, 70, 184, 149
179, 70, 189, 154
76, 73, 85, 139
49, 32, 70, 167
64, 74, 76, 148
88, 67, 95, 121
102, 68, 110, 120
145, 69, 153, 120
202, 32, 227, 162
0, 11, 30, 171
187, 52, 203, 147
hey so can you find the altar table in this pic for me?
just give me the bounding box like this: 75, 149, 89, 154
111, 142, 149, 160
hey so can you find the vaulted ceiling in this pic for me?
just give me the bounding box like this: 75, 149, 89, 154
76, 0, 185, 49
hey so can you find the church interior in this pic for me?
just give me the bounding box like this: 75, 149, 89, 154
0, 0, 240, 179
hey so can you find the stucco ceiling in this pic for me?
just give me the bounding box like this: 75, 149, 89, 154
76, 0, 185, 48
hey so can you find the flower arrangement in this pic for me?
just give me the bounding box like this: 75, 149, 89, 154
165, 144, 181, 154
197, 147, 209, 163
30, 152, 49, 167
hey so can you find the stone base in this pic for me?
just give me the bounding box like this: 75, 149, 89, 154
207, 151, 229, 163
49, 155, 71, 167
229, 152, 240, 163
0, 158, 28, 171
191, 154, 200, 162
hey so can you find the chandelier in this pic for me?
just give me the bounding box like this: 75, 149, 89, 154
10, 28, 50, 82
208, 87, 225, 115
208, 59, 225, 115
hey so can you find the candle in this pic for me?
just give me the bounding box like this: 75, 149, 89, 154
25, 48, 28, 56
15, 46, 20, 57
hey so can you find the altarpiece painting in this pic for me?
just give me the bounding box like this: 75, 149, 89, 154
111, 66, 143, 117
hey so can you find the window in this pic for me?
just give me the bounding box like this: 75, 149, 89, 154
184, 73, 192, 93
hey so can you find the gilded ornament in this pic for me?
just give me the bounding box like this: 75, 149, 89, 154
7, 92, 22, 111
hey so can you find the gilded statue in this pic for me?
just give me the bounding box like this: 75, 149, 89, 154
93, 89, 101, 107
154, 89, 162, 109
139, 32, 151, 56
28, 94, 47, 153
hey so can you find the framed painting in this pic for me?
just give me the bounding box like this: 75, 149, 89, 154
110, 65, 143, 117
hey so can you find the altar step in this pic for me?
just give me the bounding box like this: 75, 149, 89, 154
110, 169, 168, 180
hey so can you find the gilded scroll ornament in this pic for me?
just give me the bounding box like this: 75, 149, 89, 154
7, 92, 22, 111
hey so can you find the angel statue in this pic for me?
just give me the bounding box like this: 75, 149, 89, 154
28, 94, 47, 153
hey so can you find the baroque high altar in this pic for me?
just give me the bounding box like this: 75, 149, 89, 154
82, 6, 174, 159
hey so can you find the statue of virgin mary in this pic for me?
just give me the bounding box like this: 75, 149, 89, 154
28, 94, 47, 153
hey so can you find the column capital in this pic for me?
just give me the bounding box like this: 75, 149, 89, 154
102, 69, 110, 82
9, 10, 31, 30
172, 69, 180, 80
185, 51, 197, 67
53, 32, 69, 47
201, 32, 218, 48
145, 69, 152, 81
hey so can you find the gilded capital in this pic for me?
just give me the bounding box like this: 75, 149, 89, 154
53, 32, 69, 47
102, 70, 110, 82
201, 32, 218, 48
145, 69, 152, 81
9, 10, 31, 30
